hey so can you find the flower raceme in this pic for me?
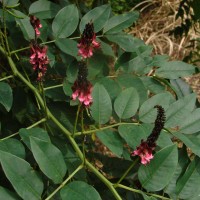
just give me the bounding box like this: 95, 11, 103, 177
71, 62, 93, 106
30, 43, 49, 81
131, 105, 166, 165
30, 15, 42, 37
29, 15, 49, 81
78, 22, 100, 59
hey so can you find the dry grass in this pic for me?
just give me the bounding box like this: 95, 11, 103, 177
129, 0, 200, 99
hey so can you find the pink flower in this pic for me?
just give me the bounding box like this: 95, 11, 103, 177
78, 22, 100, 58
30, 15, 42, 37
30, 43, 49, 81
131, 141, 155, 165
72, 80, 93, 106
131, 106, 166, 165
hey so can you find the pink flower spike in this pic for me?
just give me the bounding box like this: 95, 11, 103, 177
30, 43, 49, 81
131, 141, 154, 165
77, 22, 100, 59
30, 15, 42, 37
72, 80, 93, 107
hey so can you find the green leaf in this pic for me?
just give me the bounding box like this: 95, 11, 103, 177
165, 93, 196, 128
45, 87, 66, 102
140, 77, 165, 94
90, 83, 112, 124
165, 147, 190, 199
173, 132, 200, 157
156, 131, 173, 148
0, 138, 25, 159
178, 108, 200, 134
0, 151, 43, 200
170, 78, 192, 99
155, 61, 195, 79
15, 16, 35, 40
114, 87, 139, 119
115, 46, 153, 73
30, 137, 67, 184
3, 0, 19, 7
138, 144, 178, 191
52, 5, 79, 38
55, 38, 79, 59
106, 33, 144, 52
117, 74, 147, 104
99, 77, 121, 100
60, 181, 102, 200
0, 82, 13, 112
87, 53, 109, 79
118, 124, 148, 149
66, 60, 79, 83
176, 158, 200, 199
29, 0, 60, 19
139, 92, 173, 123
0, 186, 20, 200
98, 38, 115, 57
103, 11, 139, 34
96, 129, 124, 157
19, 127, 50, 149
79, 4, 111, 33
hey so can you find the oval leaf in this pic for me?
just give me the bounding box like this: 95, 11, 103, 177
179, 108, 200, 134
114, 87, 139, 119
55, 38, 79, 59
155, 61, 195, 79
96, 129, 124, 157
15, 16, 35, 41
0, 138, 25, 159
118, 124, 148, 149
165, 93, 196, 128
106, 33, 144, 52
173, 132, 200, 158
52, 5, 79, 38
0, 186, 20, 200
3, 0, 19, 7
0, 82, 13, 112
60, 181, 102, 200
30, 137, 67, 184
90, 83, 112, 124
138, 144, 178, 191
19, 127, 50, 150
176, 158, 200, 199
79, 4, 111, 33
103, 11, 139, 34
139, 92, 173, 123
29, 0, 60, 19
0, 151, 43, 200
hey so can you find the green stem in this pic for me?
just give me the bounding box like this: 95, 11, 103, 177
81, 109, 84, 132
39, 81, 48, 118
1, 46, 121, 200
45, 165, 83, 200
117, 184, 172, 200
3, 4, 11, 55
10, 46, 30, 54
74, 122, 139, 136
1, 118, 46, 141
0, 75, 13, 82
48, 113, 122, 200
44, 84, 63, 91
0, 30, 6, 51
114, 158, 139, 187
73, 104, 81, 135
10, 34, 104, 55
10, 40, 56, 55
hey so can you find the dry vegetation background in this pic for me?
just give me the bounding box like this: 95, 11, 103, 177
130, 0, 200, 99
